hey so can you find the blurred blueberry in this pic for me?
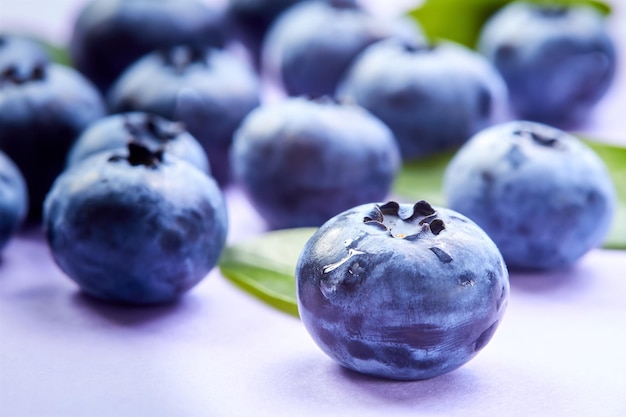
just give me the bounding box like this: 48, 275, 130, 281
70, 0, 229, 93
228, 0, 307, 68
478, 2, 616, 127
0, 59, 105, 220
0, 34, 49, 71
338, 39, 508, 160
0, 150, 28, 253
297, 200, 509, 380
263, 0, 423, 97
67, 112, 210, 175
443, 121, 616, 270
231, 96, 401, 229
44, 141, 228, 304
108, 45, 261, 185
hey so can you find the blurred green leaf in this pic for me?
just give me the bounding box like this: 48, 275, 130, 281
579, 138, 626, 249
42, 42, 72, 67
218, 228, 317, 317
409, 0, 611, 48
392, 149, 455, 207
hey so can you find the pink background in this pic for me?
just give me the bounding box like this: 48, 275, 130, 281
1, 1, 626, 416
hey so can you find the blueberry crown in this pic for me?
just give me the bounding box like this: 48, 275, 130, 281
536, 5, 568, 18
158, 45, 209, 72
328, 0, 359, 10
109, 141, 165, 169
0, 62, 46, 86
363, 201, 445, 239
512, 126, 563, 149
123, 114, 185, 144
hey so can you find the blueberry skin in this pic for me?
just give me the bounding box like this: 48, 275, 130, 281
443, 121, 616, 270
0, 61, 105, 220
66, 112, 210, 174
231, 97, 401, 229
0, 150, 28, 252
70, 0, 228, 93
263, 0, 423, 98
0, 35, 49, 71
230, 0, 359, 69
338, 40, 508, 160
228, 0, 305, 68
108, 46, 261, 185
477, 2, 616, 127
43, 145, 228, 305
296, 201, 509, 380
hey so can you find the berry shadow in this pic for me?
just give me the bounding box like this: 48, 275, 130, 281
266, 353, 484, 412
508, 257, 597, 296
70, 290, 200, 327
334, 364, 482, 405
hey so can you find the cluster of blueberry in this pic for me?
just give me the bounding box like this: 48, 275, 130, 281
0, 0, 619, 380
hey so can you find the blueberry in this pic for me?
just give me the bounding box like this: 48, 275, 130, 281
66, 112, 210, 175
228, 0, 307, 68
296, 200, 509, 380
0, 59, 105, 220
477, 2, 616, 127
0, 150, 28, 252
231, 96, 400, 229
338, 39, 508, 160
0, 35, 49, 71
263, 0, 423, 98
443, 121, 616, 270
70, 0, 228, 93
43, 141, 228, 304
108, 45, 261, 185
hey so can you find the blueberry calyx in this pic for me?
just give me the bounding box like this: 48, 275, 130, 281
513, 127, 561, 148
312, 95, 343, 105
109, 141, 165, 168
364, 200, 445, 238
537, 6, 568, 18
158, 46, 208, 73
123, 114, 185, 144
402, 42, 437, 54
0, 62, 47, 86
328, 0, 358, 10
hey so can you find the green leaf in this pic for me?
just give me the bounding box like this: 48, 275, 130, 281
218, 228, 317, 317
392, 149, 455, 207
409, 0, 611, 49
41, 42, 72, 67
579, 139, 626, 249
409, 0, 506, 48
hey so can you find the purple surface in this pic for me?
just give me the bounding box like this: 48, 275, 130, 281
2, 1, 626, 416
2, 190, 626, 417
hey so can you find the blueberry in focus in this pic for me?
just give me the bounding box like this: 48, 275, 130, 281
108, 45, 261, 185
296, 200, 509, 380
0, 150, 28, 253
262, 0, 423, 98
477, 1, 616, 127
44, 141, 228, 305
338, 39, 508, 160
67, 112, 210, 174
231, 96, 401, 229
443, 121, 616, 270
0, 58, 105, 220
70, 0, 229, 93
